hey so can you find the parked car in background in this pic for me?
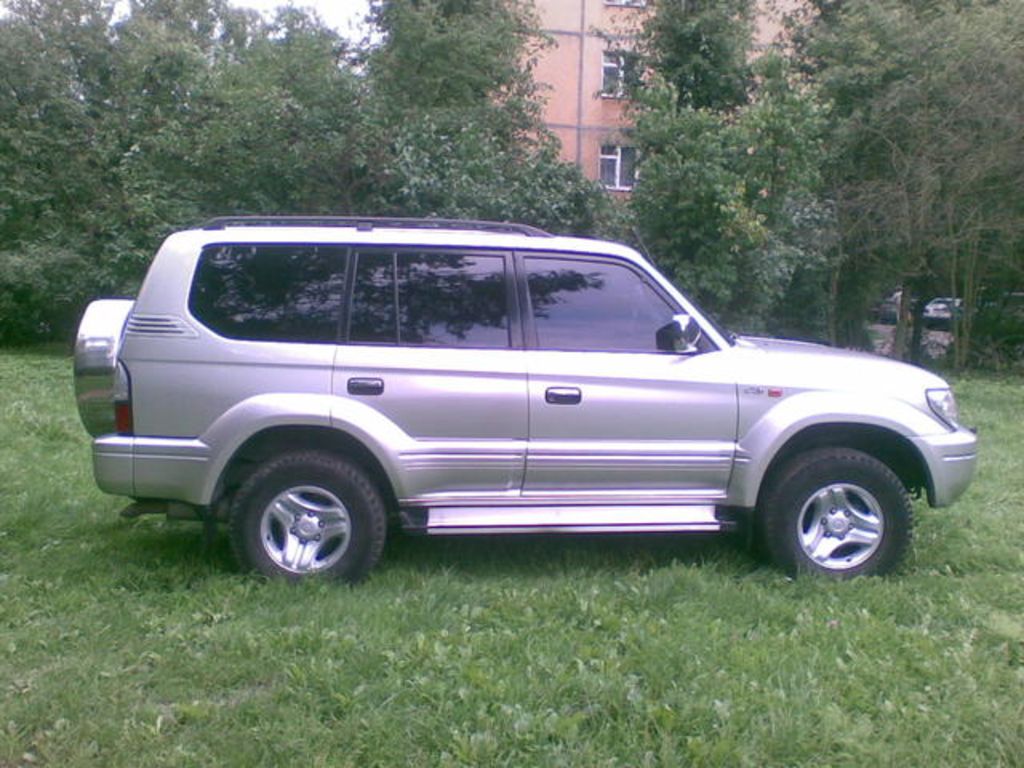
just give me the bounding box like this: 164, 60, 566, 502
923, 297, 963, 330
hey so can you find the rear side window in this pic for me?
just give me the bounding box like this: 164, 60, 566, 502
190, 244, 346, 343
348, 250, 510, 348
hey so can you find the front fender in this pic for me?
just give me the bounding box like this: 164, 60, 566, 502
727, 390, 944, 508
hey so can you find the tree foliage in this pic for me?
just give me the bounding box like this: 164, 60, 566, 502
632, 4, 833, 337
0, 0, 605, 343
641, 0, 754, 111
2, 0, 1022, 366
362, 0, 605, 232
633, 0, 1024, 361
807, 0, 1024, 366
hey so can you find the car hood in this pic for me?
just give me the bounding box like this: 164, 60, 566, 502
732, 336, 949, 396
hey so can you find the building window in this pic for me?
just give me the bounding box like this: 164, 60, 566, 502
601, 51, 639, 98
605, 0, 647, 7
600, 145, 637, 190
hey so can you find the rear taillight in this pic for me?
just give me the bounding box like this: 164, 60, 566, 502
114, 401, 134, 435
113, 362, 133, 436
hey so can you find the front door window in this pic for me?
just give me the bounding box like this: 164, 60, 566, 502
526, 256, 675, 352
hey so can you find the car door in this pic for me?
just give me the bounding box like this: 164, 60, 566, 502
333, 248, 527, 501
521, 253, 737, 500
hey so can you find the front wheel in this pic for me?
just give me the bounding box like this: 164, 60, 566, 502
759, 448, 912, 578
230, 451, 386, 583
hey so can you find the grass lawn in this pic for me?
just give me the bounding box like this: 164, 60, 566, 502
1, 347, 1022, 766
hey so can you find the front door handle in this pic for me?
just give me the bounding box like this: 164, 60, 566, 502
545, 387, 582, 405
347, 377, 384, 396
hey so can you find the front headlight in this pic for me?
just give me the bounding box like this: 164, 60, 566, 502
927, 388, 960, 429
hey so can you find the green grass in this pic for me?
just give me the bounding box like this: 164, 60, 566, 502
1, 348, 1022, 767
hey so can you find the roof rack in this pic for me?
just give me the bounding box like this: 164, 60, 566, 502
200, 215, 552, 237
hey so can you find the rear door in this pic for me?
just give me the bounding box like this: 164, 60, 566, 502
332, 248, 527, 501
521, 253, 737, 500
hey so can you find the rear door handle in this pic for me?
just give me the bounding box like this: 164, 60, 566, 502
545, 387, 582, 405
347, 377, 384, 396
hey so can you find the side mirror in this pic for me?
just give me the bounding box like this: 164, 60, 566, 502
656, 313, 702, 354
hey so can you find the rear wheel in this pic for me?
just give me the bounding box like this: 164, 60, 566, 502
760, 448, 912, 578
230, 451, 386, 583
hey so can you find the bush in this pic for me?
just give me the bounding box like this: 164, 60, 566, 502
968, 295, 1024, 371
0, 245, 110, 345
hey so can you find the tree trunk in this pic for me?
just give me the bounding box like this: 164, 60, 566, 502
908, 275, 929, 366
828, 260, 841, 347
892, 282, 912, 360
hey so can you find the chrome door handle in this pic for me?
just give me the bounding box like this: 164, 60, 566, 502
347, 377, 384, 396
545, 387, 582, 405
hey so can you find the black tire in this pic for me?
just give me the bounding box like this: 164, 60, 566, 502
230, 451, 386, 583
759, 448, 912, 578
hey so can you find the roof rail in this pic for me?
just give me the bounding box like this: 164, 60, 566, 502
200, 215, 552, 237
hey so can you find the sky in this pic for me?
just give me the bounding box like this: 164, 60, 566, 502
231, 0, 372, 39
0, 1, 374, 39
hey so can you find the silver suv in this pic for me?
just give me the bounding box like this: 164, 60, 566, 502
74, 217, 977, 581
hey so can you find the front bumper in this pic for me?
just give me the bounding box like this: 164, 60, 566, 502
912, 426, 978, 507
93, 435, 212, 505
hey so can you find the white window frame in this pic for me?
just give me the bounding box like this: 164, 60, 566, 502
599, 145, 637, 191
602, 52, 626, 98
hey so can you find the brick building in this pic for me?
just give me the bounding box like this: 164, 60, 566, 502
531, 0, 798, 192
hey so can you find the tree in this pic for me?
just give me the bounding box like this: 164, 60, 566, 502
0, 0, 371, 341
363, 0, 606, 234
630, 0, 832, 337
808, 0, 1024, 366
188, 8, 372, 214
0, 0, 609, 343
640, 0, 755, 111
0, 0, 126, 341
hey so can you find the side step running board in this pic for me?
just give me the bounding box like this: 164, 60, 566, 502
402, 505, 731, 535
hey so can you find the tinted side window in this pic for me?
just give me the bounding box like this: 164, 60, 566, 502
348, 250, 510, 348
398, 252, 508, 347
526, 257, 676, 352
190, 245, 345, 343
349, 251, 397, 343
